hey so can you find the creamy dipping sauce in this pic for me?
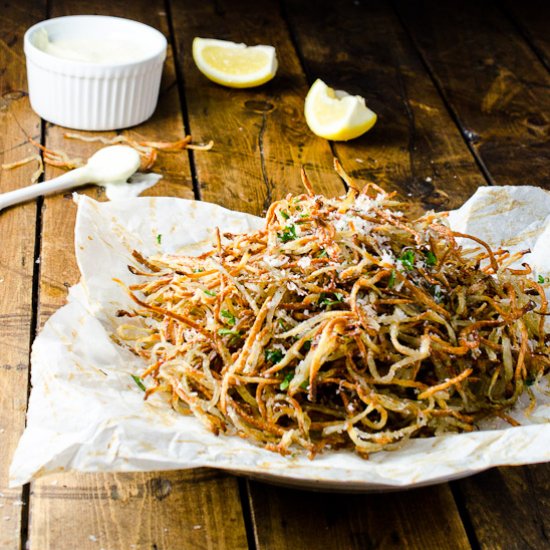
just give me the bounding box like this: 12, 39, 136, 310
103, 173, 162, 201
33, 28, 150, 64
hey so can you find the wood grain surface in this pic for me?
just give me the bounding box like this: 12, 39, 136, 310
0, 3, 45, 548
1, 0, 549, 549
395, 0, 550, 190
171, 1, 467, 547
395, 2, 550, 548
247, 481, 470, 550
283, 0, 487, 215
170, 0, 344, 215
30, 470, 248, 550
29, 2, 246, 550
454, 465, 550, 550
503, 0, 550, 71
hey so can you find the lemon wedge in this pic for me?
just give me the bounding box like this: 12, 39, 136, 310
192, 37, 278, 88
304, 79, 377, 141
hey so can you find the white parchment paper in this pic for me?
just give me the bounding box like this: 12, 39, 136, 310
10, 186, 550, 490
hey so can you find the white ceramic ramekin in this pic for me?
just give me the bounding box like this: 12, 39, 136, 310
24, 16, 167, 130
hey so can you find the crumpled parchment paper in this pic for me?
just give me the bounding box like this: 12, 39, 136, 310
9, 186, 550, 490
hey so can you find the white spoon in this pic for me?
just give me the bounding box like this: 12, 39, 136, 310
0, 145, 141, 211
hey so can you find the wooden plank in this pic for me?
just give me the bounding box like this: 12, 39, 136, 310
283, 0, 487, 215
30, 470, 248, 550
502, 0, 550, 71
169, 0, 344, 216
29, 1, 248, 549
395, 2, 550, 548
238, 1, 484, 547
451, 465, 550, 550
395, 0, 550, 190
171, 1, 480, 548
0, 3, 45, 549
247, 481, 471, 550
168, 1, 375, 548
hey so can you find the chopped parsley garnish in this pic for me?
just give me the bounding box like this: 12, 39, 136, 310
280, 371, 294, 390
217, 328, 241, 337
265, 349, 284, 364
278, 224, 298, 243
278, 318, 286, 329
156, 234, 162, 245
537, 275, 548, 284
194, 268, 205, 273
399, 249, 415, 270
388, 269, 396, 288
131, 374, 146, 392
204, 289, 217, 296
302, 340, 312, 352
221, 309, 236, 326
318, 249, 328, 258
319, 292, 344, 308
280, 210, 290, 220
424, 250, 437, 266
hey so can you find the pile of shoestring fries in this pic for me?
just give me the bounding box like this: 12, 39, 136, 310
115, 166, 549, 457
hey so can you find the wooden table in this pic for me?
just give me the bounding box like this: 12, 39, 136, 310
1, 0, 549, 548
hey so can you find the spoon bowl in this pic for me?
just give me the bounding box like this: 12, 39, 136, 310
85, 146, 141, 183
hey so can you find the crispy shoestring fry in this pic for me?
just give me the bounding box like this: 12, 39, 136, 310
2, 154, 44, 184
116, 167, 549, 458
64, 132, 213, 169
28, 137, 85, 170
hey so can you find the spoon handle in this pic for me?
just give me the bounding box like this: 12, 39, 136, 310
0, 167, 90, 211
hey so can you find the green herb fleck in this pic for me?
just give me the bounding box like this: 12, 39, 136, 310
278, 318, 286, 329
388, 269, 396, 288
280, 372, 294, 391
156, 234, 162, 245
265, 349, 284, 364
194, 268, 205, 273
318, 249, 328, 258
319, 292, 345, 308
424, 250, 437, 266
204, 289, 217, 297
221, 309, 236, 326
131, 374, 146, 392
399, 249, 415, 270
218, 328, 241, 337
538, 275, 546, 284
302, 340, 312, 352
278, 224, 298, 243
280, 210, 290, 220
300, 380, 309, 390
